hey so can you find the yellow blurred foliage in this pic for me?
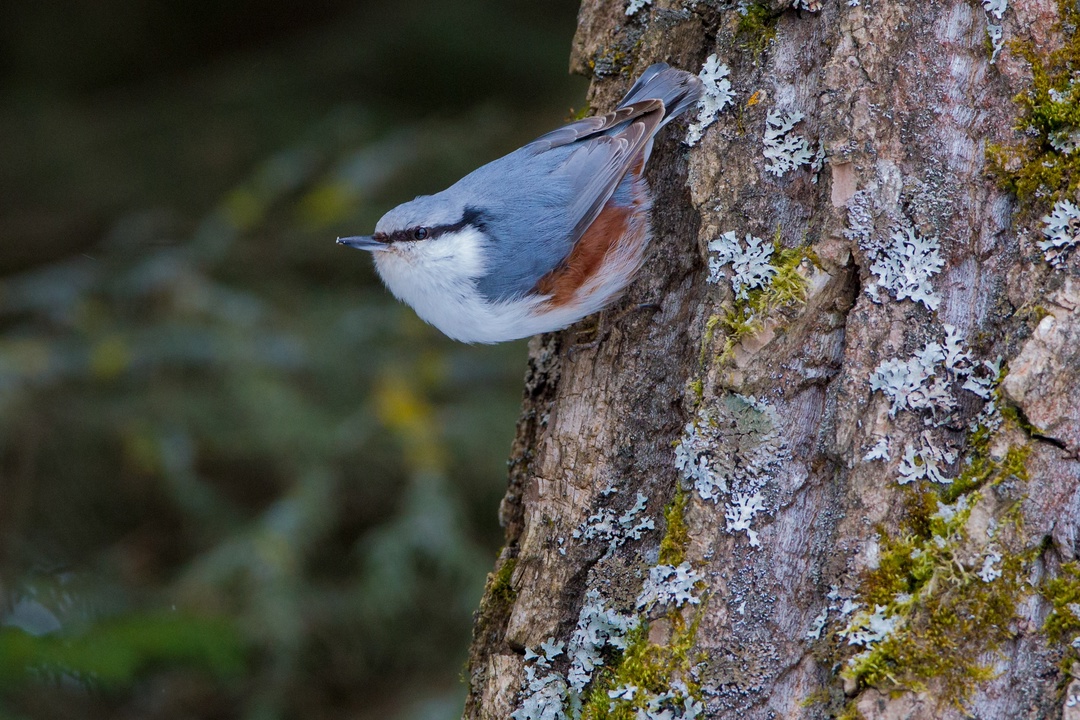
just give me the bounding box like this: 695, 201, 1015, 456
297, 182, 354, 230
222, 189, 265, 231
121, 426, 160, 475
90, 336, 130, 379
374, 369, 445, 475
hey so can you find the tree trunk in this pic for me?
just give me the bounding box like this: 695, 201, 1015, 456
465, 0, 1080, 718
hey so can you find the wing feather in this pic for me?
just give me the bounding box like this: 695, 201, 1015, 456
470, 100, 665, 302
535, 99, 663, 253
527, 99, 662, 152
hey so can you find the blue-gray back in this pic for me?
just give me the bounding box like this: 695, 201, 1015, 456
440, 64, 703, 302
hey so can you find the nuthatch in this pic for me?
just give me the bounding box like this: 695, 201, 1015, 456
337, 63, 703, 343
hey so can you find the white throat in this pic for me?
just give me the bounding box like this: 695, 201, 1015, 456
372, 227, 543, 343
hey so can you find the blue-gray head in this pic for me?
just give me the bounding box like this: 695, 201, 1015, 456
337, 192, 485, 252
338, 184, 512, 342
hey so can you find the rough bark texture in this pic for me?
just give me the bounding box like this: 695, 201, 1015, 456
465, 0, 1080, 718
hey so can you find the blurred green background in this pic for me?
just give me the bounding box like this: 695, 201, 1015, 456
0, 1, 585, 717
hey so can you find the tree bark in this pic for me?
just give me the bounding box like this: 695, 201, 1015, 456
465, 0, 1080, 718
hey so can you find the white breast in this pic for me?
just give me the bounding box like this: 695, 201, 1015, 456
372, 223, 649, 344
371, 227, 539, 343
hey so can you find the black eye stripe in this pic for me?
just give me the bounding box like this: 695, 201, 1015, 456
387, 208, 490, 243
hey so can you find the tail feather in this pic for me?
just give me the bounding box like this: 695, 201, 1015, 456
618, 63, 703, 127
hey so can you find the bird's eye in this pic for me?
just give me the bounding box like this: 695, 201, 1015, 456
413, 227, 429, 240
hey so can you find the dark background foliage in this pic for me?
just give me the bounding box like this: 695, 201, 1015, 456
0, 2, 584, 717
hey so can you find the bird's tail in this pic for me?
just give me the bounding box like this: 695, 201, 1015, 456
618, 63, 703, 127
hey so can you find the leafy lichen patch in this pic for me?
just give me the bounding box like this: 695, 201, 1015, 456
686, 55, 735, 147
573, 492, 655, 556
706, 231, 817, 361
1039, 198, 1080, 266
845, 191, 945, 311
673, 394, 787, 548
762, 110, 817, 177
579, 611, 705, 720
511, 576, 709, 720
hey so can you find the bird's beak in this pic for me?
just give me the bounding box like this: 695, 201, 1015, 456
336, 235, 386, 251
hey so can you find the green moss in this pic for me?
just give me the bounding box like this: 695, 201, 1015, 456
986, 0, 1080, 213
659, 486, 690, 566
487, 557, 518, 605
718, 241, 815, 360
588, 38, 644, 78
736, 4, 778, 59
998, 445, 1032, 483
798, 688, 831, 708
940, 427, 1030, 504
840, 425, 1036, 705
836, 701, 864, 720
999, 403, 1045, 438
845, 498, 1028, 702
569, 104, 593, 121
688, 379, 705, 404
1043, 561, 1080, 642
1030, 305, 1052, 323
580, 611, 702, 720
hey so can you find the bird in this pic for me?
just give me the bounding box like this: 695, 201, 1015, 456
337, 63, 703, 343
